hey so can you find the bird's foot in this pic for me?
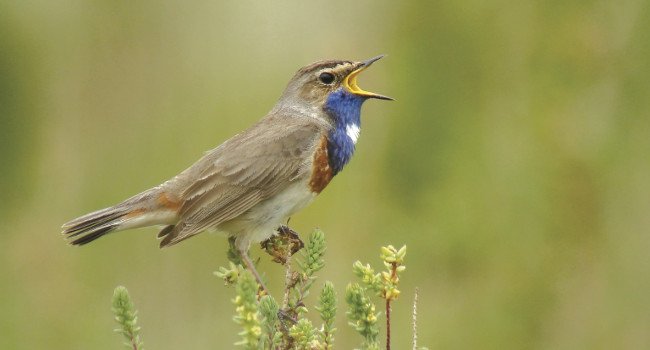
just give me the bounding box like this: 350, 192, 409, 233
260, 225, 304, 265
278, 309, 297, 325
278, 225, 305, 256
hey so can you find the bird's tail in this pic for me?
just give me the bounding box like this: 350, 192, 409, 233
62, 206, 132, 245
62, 189, 177, 245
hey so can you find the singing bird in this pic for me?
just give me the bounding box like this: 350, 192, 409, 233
62, 55, 392, 285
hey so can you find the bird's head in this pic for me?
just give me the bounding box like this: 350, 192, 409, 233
276, 55, 393, 121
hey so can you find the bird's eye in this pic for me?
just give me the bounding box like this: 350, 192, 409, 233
318, 72, 335, 84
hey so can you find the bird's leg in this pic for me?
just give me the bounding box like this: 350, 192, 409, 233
238, 247, 269, 294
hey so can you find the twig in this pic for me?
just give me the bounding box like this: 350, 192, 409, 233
386, 298, 392, 350
279, 254, 294, 348
412, 287, 419, 350
386, 261, 398, 350
282, 254, 293, 310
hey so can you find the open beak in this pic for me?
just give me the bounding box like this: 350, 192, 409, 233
343, 55, 394, 101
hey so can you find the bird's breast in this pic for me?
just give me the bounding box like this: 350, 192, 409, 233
323, 88, 363, 176
308, 136, 334, 193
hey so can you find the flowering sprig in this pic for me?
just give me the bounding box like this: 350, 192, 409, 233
233, 270, 262, 349
379, 245, 406, 301
215, 261, 243, 285
112, 286, 144, 350
289, 318, 322, 349
259, 295, 282, 348
285, 230, 327, 319
350, 245, 407, 350
345, 283, 380, 350
316, 281, 337, 349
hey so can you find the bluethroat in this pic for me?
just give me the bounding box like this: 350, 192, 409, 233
62, 55, 392, 286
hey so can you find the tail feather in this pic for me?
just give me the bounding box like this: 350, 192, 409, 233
62, 206, 131, 245
157, 225, 174, 238
69, 225, 118, 245
63, 207, 129, 236
62, 188, 180, 245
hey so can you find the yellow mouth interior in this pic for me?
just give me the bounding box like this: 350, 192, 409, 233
342, 66, 392, 100
343, 66, 376, 97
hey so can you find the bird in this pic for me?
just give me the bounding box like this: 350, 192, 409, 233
62, 55, 392, 287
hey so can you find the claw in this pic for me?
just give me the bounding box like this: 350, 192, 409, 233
278, 309, 297, 325
261, 226, 304, 264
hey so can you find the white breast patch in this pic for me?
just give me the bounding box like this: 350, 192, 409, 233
346, 123, 361, 144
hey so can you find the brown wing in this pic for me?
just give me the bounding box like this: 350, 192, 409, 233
159, 113, 329, 247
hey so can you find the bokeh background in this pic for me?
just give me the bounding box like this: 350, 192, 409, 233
2, 0, 650, 349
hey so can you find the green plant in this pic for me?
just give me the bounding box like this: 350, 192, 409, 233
345, 283, 380, 350
316, 281, 337, 349
217, 230, 330, 349
217, 230, 417, 350
233, 270, 263, 349
111, 229, 423, 349
351, 245, 406, 350
111, 286, 144, 350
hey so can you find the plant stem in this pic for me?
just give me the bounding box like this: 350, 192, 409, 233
280, 254, 294, 348
282, 253, 293, 310
412, 287, 418, 350
386, 260, 400, 350
386, 299, 391, 350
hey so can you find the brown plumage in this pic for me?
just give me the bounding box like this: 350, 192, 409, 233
308, 136, 334, 193
62, 55, 391, 287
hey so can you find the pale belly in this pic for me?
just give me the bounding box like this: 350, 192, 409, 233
217, 178, 317, 250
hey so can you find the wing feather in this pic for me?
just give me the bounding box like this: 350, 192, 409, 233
160, 113, 329, 247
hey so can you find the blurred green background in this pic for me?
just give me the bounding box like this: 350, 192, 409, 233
2, 0, 650, 349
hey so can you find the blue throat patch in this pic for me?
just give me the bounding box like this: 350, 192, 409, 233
324, 88, 366, 175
